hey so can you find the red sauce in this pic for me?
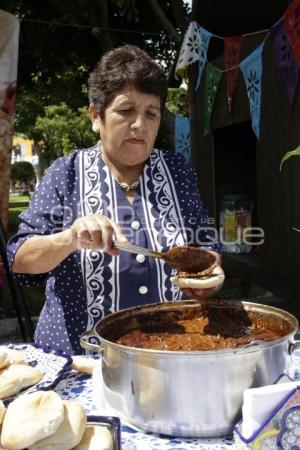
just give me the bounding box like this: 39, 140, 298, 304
115, 315, 285, 351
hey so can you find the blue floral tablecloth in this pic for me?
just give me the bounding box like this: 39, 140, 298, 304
53, 350, 300, 450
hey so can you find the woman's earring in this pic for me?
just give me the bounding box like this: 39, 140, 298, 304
92, 119, 100, 133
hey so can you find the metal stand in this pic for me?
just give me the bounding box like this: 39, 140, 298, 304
0, 217, 34, 342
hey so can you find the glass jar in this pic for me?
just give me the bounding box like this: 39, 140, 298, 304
220, 195, 253, 254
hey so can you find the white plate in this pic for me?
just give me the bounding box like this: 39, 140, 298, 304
0, 343, 72, 402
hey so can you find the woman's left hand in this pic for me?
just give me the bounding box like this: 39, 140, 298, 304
181, 264, 225, 300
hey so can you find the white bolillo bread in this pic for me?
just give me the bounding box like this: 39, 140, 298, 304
28, 400, 87, 450
0, 349, 18, 370
0, 400, 5, 426
0, 364, 43, 400
72, 426, 114, 450
0, 348, 27, 370
0, 372, 22, 400
1, 364, 43, 389
1, 390, 64, 449
171, 273, 225, 289
71, 356, 100, 375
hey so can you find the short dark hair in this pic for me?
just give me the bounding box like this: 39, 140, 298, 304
88, 45, 168, 116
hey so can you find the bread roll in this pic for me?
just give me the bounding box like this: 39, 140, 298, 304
28, 400, 87, 450
0, 349, 26, 370
1, 390, 64, 449
2, 364, 43, 389
73, 426, 114, 450
0, 372, 22, 400
0, 349, 12, 370
0, 400, 5, 426
171, 273, 225, 289
71, 356, 99, 375
5, 349, 27, 366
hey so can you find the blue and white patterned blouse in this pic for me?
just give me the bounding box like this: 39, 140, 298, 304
7, 145, 221, 354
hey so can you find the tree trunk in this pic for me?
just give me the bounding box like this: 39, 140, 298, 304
170, 0, 190, 32
32, 141, 46, 185
146, 0, 182, 43
0, 113, 14, 230
92, 0, 114, 52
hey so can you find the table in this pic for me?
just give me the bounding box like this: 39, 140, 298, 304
3, 344, 300, 450
53, 349, 300, 450
55, 366, 234, 450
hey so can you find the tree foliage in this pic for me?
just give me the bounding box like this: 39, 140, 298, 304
4, 0, 190, 98
166, 87, 189, 117
11, 161, 35, 185
34, 103, 96, 163
1, 0, 191, 163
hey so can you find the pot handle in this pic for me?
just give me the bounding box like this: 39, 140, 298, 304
289, 339, 300, 355
80, 329, 103, 354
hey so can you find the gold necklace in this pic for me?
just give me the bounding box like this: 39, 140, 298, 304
97, 141, 140, 192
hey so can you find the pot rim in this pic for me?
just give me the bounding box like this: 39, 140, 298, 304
91, 299, 299, 356
98, 331, 296, 357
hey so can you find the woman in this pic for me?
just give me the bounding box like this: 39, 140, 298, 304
8, 45, 223, 354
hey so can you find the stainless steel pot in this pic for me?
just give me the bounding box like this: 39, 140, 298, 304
81, 299, 300, 438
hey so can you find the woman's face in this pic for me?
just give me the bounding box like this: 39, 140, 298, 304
93, 85, 161, 170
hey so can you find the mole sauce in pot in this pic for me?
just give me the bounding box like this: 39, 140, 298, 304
81, 300, 300, 438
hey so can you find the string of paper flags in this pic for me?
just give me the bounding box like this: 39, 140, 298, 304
174, 0, 300, 148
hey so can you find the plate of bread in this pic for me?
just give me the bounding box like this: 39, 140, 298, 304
0, 390, 120, 449
0, 344, 72, 403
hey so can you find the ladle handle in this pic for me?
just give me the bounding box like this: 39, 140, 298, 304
78, 238, 162, 259
113, 241, 162, 258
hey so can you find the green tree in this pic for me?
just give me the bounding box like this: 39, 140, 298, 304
3, 0, 190, 138
34, 103, 96, 164
2, 1, 191, 167
11, 161, 35, 188
32, 88, 186, 163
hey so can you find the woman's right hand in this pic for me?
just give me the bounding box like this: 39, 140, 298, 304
70, 214, 127, 256
13, 214, 126, 274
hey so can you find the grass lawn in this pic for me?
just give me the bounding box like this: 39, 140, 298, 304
7, 195, 31, 239
1, 195, 44, 318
